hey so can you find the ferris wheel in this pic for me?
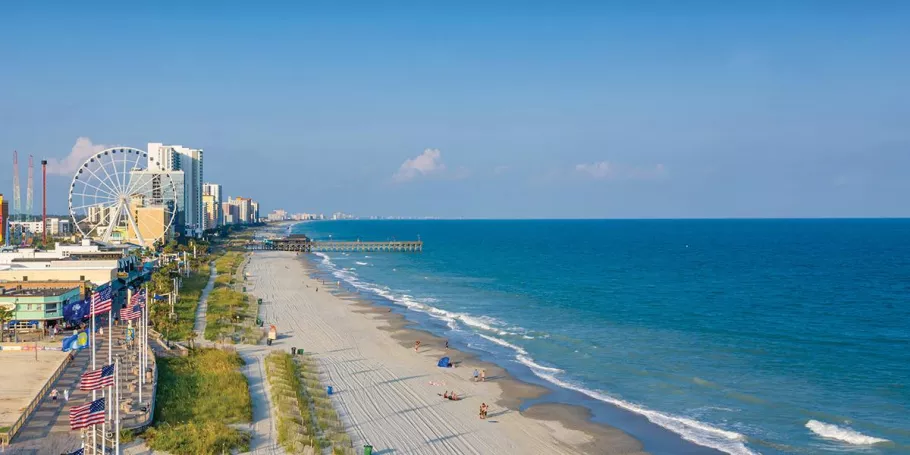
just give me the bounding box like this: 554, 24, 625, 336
68, 147, 178, 247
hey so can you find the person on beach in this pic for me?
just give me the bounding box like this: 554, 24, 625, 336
63, 389, 69, 402
473, 369, 479, 382
443, 391, 449, 399
481, 369, 486, 382
415, 340, 421, 352
445, 340, 449, 350
50, 389, 59, 401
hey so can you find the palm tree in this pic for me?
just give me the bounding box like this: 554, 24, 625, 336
0, 306, 15, 342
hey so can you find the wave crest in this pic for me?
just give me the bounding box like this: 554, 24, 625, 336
806, 420, 889, 445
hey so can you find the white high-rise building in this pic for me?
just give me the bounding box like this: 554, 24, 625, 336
148, 143, 204, 238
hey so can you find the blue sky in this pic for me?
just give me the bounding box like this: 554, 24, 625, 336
1, 1, 908, 218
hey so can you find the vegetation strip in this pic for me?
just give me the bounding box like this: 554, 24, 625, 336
146, 348, 252, 454
265, 352, 354, 454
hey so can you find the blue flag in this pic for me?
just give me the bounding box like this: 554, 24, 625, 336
62, 330, 90, 352
62, 298, 90, 323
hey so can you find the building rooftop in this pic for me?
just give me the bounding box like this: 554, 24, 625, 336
1, 287, 77, 297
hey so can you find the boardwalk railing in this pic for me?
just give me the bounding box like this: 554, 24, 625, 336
0, 350, 74, 446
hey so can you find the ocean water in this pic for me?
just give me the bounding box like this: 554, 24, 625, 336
291, 219, 910, 455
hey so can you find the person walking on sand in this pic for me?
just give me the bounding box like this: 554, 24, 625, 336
445, 340, 449, 350
415, 340, 421, 352
473, 369, 479, 382
481, 369, 486, 382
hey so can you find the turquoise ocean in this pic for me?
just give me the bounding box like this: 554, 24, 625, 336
291, 219, 909, 455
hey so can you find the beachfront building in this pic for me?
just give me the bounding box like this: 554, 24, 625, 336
148, 142, 204, 238
267, 209, 288, 222
0, 282, 87, 330
226, 197, 257, 224
203, 182, 223, 229
203, 194, 217, 230
222, 202, 235, 225
8, 218, 74, 236
128, 169, 185, 241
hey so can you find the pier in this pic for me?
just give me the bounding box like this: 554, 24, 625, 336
252, 235, 422, 252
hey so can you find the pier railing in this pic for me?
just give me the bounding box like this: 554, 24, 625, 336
252, 239, 422, 252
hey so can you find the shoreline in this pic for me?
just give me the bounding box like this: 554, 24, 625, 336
299, 252, 726, 455
248, 246, 649, 454
301, 257, 647, 454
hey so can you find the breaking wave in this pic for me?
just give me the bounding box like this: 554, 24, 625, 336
806, 420, 889, 445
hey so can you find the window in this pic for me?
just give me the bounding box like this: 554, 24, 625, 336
22, 276, 28, 281
80, 275, 85, 281
46, 303, 58, 313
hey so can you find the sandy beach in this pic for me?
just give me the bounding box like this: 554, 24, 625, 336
247, 250, 645, 454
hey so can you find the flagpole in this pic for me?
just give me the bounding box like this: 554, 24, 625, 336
144, 282, 149, 377
91, 291, 97, 454
138, 288, 144, 405
115, 356, 120, 455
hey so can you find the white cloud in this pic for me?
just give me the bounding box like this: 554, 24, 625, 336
575, 161, 667, 180
393, 148, 445, 182
46, 137, 115, 176
575, 161, 615, 179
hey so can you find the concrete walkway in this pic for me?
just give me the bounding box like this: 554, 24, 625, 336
237, 345, 286, 455
7, 325, 156, 454
192, 263, 217, 346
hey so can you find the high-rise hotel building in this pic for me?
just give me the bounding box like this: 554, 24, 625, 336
148, 143, 204, 238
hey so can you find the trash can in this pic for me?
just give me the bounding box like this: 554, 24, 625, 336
327, 386, 333, 395
296, 348, 303, 355
291, 347, 297, 355
364, 445, 373, 455
243, 287, 246, 292
257, 298, 262, 305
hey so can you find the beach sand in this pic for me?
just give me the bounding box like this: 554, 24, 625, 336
0, 349, 69, 428
248, 250, 645, 454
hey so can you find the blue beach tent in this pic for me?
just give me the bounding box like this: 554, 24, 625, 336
437, 357, 451, 368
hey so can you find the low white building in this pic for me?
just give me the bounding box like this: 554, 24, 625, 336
9, 218, 74, 236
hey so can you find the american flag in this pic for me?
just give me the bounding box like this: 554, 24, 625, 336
120, 304, 142, 321
79, 364, 115, 391
131, 289, 147, 307
90, 286, 113, 315
69, 398, 105, 430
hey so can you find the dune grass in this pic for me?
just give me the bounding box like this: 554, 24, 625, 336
265, 351, 354, 454
146, 348, 252, 454
266, 351, 320, 453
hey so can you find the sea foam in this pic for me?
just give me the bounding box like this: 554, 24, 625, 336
311, 250, 755, 455
806, 420, 889, 445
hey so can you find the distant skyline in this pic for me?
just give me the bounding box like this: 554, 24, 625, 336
1, 2, 908, 218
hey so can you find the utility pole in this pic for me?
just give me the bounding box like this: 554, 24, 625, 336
41, 160, 47, 244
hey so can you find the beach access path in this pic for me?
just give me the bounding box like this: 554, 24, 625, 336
189, 258, 284, 455
248, 250, 611, 455
191, 262, 216, 346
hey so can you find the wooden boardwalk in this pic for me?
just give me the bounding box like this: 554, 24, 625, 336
251, 238, 422, 252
